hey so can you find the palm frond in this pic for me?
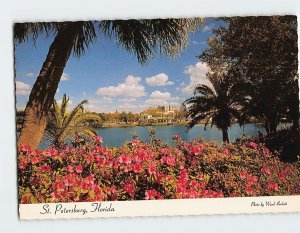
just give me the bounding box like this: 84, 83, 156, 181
72, 21, 97, 57
14, 22, 58, 45
99, 18, 204, 64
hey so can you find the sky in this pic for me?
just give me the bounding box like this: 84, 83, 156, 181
15, 18, 223, 113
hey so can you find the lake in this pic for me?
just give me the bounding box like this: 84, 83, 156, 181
96, 123, 267, 147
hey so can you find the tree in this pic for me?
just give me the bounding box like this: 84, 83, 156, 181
16, 110, 25, 132
15, 19, 204, 149
184, 77, 247, 142
120, 111, 129, 124
200, 16, 298, 134
45, 94, 101, 147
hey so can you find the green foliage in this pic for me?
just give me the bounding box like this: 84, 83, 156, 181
199, 16, 299, 133
18, 136, 300, 203
15, 18, 204, 63
184, 78, 247, 142
45, 94, 101, 147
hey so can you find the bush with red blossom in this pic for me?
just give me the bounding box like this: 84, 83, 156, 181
18, 135, 300, 203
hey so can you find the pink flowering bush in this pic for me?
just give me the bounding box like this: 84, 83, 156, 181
18, 135, 300, 204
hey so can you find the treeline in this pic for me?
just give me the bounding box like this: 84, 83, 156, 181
98, 111, 140, 124
185, 15, 299, 142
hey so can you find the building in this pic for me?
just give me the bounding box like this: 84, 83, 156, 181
157, 105, 180, 114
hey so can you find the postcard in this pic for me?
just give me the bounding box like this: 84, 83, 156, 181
15, 15, 300, 220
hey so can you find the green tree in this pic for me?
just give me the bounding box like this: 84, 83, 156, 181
120, 111, 129, 124
184, 77, 247, 142
45, 94, 101, 147
200, 16, 298, 134
15, 19, 204, 149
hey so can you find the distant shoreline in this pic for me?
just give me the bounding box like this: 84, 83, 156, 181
100, 121, 188, 128
98, 121, 263, 129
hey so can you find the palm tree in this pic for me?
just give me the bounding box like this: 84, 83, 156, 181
184, 78, 247, 142
14, 19, 204, 149
45, 94, 101, 147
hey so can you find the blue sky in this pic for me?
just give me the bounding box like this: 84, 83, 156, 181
15, 18, 223, 113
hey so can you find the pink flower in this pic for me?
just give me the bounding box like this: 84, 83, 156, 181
180, 169, 188, 180
166, 155, 176, 166
19, 161, 28, 170
131, 139, 139, 146
124, 165, 132, 172
190, 145, 202, 155
124, 182, 135, 197
135, 149, 147, 162
93, 135, 103, 143
214, 190, 224, 198
239, 170, 247, 179
75, 165, 83, 174
245, 184, 253, 195
20, 145, 30, 153
97, 157, 105, 166
94, 185, 103, 194
172, 135, 181, 141
63, 176, 73, 186
86, 153, 95, 164
262, 147, 270, 154
31, 157, 39, 165
145, 189, 160, 200
223, 148, 230, 156
40, 164, 51, 172
176, 186, 184, 193
278, 172, 286, 182
46, 148, 58, 156
160, 156, 167, 164
133, 163, 141, 173
67, 165, 74, 173
119, 154, 131, 164
179, 162, 185, 169
248, 142, 258, 149
261, 167, 271, 175
190, 180, 199, 188
148, 164, 156, 175
247, 175, 258, 184
267, 182, 279, 191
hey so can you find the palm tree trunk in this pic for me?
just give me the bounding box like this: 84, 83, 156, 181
17, 22, 82, 149
222, 128, 229, 143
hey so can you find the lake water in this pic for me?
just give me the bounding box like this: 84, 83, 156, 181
96, 123, 267, 147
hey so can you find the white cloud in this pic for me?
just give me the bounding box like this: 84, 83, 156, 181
181, 62, 212, 95
25, 72, 34, 77
86, 104, 112, 113
98, 97, 113, 103
87, 97, 113, 106
145, 73, 174, 86
61, 73, 69, 81
119, 98, 136, 103
145, 91, 180, 106
96, 75, 146, 97
149, 91, 171, 99
168, 102, 180, 106
16, 81, 30, 95
145, 98, 166, 106
118, 103, 148, 112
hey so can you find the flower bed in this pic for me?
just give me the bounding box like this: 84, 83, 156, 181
18, 136, 300, 203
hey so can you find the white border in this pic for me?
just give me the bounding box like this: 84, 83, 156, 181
19, 196, 300, 220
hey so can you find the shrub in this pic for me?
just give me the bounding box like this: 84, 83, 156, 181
18, 135, 300, 203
